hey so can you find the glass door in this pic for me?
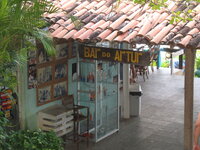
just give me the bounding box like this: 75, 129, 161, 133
96, 61, 119, 142
76, 58, 119, 142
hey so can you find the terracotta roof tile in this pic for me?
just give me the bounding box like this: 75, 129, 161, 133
105, 0, 116, 7
151, 24, 175, 44
97, 21, 111, 30
109, 15, 127, 30
83, 14, 98, 24
91, 14, 106, 23
158, 12, 169, 23
167, 1, 178, 11
61, 0, 76, 10
105, 30, 118, 41
193, 4, 200, 13
127, 8, 143, 20
109, 13, 122, 22
90, 20, 106, 30
64, 3, 78, 13
94, 1, 107, 10
116, 20, 129, 30
129, 4, 141, 13
162, 22, 187, 43
50, 23, 60, 31
75, 1, 90, 11
138, 18, 154, 37
60, 0, 70, 6
120, 4, 134, 14
104, 6, 112, 15
85, 1, 98, 10
73, 28, 87, 39
178, 28, 199, 47
79, 12, 93, 21
187, 34, 200, 48
119, 20, 138, 34
89, 29, 102, 41
145, 21, 168, 41
77, 29, 94, 42
114, 32, 129, 42
51, 26, 64, 37
115, 2, 128, 12
84, 22, 95, 29
97, 29, 112, 41
74, 9, 88, 17
63, 29, 77, 39
46, 0, 200, 49
123, 28, 140, 43
54, 29, 68, 38
95, 5, 108, 14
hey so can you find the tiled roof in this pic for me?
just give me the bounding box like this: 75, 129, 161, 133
45, 0, 200, 49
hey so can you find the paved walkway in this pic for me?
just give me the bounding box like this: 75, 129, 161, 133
65, 68, 200, 150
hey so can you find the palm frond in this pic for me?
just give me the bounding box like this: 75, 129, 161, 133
0, 0, 57, 89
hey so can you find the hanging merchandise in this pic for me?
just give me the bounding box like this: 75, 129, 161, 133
0, 89, 17, 119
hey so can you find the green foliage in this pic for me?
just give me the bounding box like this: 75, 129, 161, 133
131, 0, 198, 23
195, 69, 200, 78
161, 60, 170, 68
196, 57, 200, 70
70, 15, 84, 30
0, 0, 57, 89
0, 111, 11, 149
0, 112, 63, 150
6, 130, 64, 150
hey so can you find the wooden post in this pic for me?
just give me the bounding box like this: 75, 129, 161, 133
17, 65, 26, 129
170, 53, 173, 75
184, 49, 196, 150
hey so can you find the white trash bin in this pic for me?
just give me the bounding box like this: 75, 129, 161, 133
129, 84, 142, 117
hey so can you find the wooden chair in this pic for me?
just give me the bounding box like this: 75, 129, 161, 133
135, 65, 149, 82
62, 95, 89, 150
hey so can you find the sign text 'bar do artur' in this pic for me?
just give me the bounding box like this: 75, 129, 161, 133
79, 44, 150, 66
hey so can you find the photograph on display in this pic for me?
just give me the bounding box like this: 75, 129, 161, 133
54, 81, 67, 98
28, 65, 37, 89
55, 64, 67, 79
28, 50, 37, 65
37, 66, 52, 84
38, 86, 51, 104
55, 43, 68, 59
38, 48, 52, 64
28, 50, 37, 89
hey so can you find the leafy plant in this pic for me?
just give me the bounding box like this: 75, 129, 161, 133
0, 0, 58, 89
161, 60, 170, 68
195, 57, 200, 70
6, 130, 64, 150
195, 69, 200, 78
0, 112, 64, 150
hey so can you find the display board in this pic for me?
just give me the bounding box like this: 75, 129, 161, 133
36, 43, 68, 106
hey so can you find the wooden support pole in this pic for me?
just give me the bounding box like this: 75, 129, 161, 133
17, 65, 26, 129
184, 49, 196, 150
170, 54, 173, 75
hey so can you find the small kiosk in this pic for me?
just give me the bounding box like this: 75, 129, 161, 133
68, 42, 150, 142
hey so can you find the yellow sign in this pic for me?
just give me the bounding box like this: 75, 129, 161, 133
79, 45, 150, 66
